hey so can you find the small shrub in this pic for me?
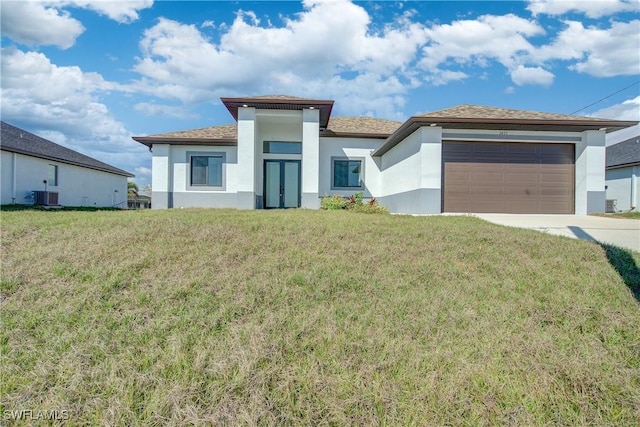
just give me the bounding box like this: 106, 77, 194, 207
321, 192, 388, 214
350, 196, 389, 214
320, 194, 348, 210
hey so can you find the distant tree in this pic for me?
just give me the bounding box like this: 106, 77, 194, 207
128, 182, 139, 205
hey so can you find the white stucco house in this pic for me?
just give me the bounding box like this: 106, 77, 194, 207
1, 121, 133, 207
605, 136, 640, 213
133, 96, 637, 215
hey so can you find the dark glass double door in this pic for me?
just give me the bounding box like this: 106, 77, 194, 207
264, 160, 300, 209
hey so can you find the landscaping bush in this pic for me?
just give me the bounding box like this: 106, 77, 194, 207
320, 194, 348, 210
320, 192, 389, 214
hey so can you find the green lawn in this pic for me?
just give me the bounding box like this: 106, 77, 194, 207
2, 209, 639, 425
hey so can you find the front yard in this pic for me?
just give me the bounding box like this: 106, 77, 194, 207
1, 209, 639, 425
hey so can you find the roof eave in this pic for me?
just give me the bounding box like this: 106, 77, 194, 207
320, 131, 392, 139
220, 97, 335, 129
132, 136, 238, 148
606, 161, 640, 170
1, 146, 134, 177
372, 117, 639, 157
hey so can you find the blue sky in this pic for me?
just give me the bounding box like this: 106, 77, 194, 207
1, 0, 639, 187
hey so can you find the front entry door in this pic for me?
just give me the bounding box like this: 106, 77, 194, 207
264, 160, 301, 209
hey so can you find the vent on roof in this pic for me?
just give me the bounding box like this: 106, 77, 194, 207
605, 199, 617, 213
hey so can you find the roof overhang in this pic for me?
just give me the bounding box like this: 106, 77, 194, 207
606, 161, 640, 170
0, 146, 134, 177
372, 116, 639, 156
319, 130, 391, 139
221, 97, 334, 129
132, 136, 237, 148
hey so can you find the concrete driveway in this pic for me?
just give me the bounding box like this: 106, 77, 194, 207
474, 214, 640, 253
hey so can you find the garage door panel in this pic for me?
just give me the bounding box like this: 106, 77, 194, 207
443, 141, 574, 214
470, 172, 505, 182
541, 144, 573, 159
540, 173, 572, 184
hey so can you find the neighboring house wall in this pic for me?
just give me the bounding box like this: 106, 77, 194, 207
606, 166, 640, 211
0, 150, 128, 207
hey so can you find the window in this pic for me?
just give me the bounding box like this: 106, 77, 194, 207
190, 155, 223, 187
263, 141, 302, 154
48, 164, 58, 186
332, 159, 363, 189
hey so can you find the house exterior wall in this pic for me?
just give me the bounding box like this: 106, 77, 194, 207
575, 130, 606, 214
147, 117, 610, 215
318, 137, 383, 199
153, 145, 239, 209
606, 166, 640, 211
0, 150, 127, 207
377, 126, 442, 214
437, 128, 600, 214
302, 109, 320, 208
155, 109, 324, 210
254, 111, 304, 208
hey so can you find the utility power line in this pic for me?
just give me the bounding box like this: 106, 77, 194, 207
570, 80, 640, 115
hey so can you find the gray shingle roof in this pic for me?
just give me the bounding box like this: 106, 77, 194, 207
142, 124, 238, 140
0, 121, 133, 177
606, 136, 640, 169
133, 117, 401, 147
323, 117, 402, 137
420, 104, 599, 121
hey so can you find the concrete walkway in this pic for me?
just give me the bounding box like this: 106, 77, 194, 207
473, 214, 640, 253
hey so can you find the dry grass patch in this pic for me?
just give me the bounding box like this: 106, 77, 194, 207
1, 209, 639, 425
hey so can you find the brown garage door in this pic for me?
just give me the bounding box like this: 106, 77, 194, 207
443, 141, 574, 214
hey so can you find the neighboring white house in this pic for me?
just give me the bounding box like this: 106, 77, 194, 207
1, 121, 133, 207
605, 136, 640, 213
133, 96, 638, 215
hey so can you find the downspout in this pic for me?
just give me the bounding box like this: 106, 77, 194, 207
631, 166, 638, 210
11, 152, 17, 203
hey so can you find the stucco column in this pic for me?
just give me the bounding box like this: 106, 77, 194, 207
419, 126, 443, 213
237, 106, 256, 209
301, 108, 320, 209
151, 144, 171, 209
575, 130, 606, 214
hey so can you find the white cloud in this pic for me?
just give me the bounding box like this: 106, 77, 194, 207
590, 96, 640, 145
527, 0, 640, 19
421, 14, 544, 70
61, 0, 153, 24
504, 86, 516, 94
134, 102, 199, 119
419, 14, 550, 87
131, 0, 429, 118
591, 96, 640, 121
0, 1, 85, 49
0, 0, 152, 49
135, 166, 152, 177
511, 65, 555, 86
425, 69, 469, 86
1, 47, 149, 181
534, 20, 640, 77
